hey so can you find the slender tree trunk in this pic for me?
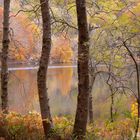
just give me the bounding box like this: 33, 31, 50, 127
1, 0, 10, 114
123, 42, 140, 140
0, 128, 10, 140
88, 93, 93, 123
37, 0, 52, 139
109, 86, 114, 122
88, 26, 95, 124
134, 99, 140, 140
88, 73, 96, 123
73, 0, 90, 139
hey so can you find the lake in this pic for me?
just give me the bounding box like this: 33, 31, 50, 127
0, 64, 135, 120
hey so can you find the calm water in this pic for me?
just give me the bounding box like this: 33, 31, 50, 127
6, 65, 77, 116
0, 65, 136, 119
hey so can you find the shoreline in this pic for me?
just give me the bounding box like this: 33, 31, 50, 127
0, 65, 77, 71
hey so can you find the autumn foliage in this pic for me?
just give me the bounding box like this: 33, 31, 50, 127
0, 7, 40, 62
0, 7, 74, 63
0, 112, 135, 140
51, 35, 73, 63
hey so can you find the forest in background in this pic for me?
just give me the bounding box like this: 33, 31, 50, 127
1, 0, 140, 140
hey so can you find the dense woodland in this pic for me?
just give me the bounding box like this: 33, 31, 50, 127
1, 0, 140, 140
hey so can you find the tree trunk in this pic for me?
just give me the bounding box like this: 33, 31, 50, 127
109, 86, 114, 122
37, 0, 52, 139
88, 73, 96, 123
73, 0, 90, 139
0, 126, 11, 140
123, 41, 140, 140
88, 92, 93, 123
1, 0, 10, 114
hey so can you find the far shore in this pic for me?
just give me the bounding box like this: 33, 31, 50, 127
0, 61, 77, 71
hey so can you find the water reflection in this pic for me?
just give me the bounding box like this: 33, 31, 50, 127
8, 66, 77, 115
0, 65, 135, 120
48, 67, 73, 96
9, 70, 38, 113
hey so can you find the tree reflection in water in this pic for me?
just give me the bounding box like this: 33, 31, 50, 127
8, 66, 76, 115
